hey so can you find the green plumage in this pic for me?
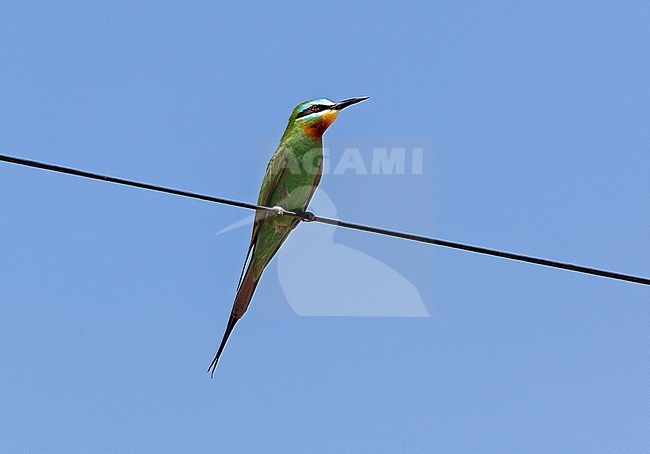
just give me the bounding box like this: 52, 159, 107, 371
208, 97, 367, 376
250, 131, 323, 279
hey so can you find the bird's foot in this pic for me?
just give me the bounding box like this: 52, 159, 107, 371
271, 206, 286, 216
297, 211, 316, 222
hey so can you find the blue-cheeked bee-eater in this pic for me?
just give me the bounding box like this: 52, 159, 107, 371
208, 96, 368, 376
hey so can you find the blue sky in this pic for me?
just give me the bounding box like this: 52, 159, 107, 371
1, 1, 649, 452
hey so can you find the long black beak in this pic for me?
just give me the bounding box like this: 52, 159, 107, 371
332, 97, 369, 110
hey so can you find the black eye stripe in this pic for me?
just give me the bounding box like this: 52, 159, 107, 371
296, 104, 327, 119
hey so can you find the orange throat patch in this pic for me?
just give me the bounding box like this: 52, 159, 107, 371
302, 110, 339, 138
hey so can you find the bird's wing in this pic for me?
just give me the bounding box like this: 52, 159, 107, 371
236, 149, 288, 289
257, 147, 289, 209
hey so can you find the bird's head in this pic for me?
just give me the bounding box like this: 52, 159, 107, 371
287, 97, 368, 139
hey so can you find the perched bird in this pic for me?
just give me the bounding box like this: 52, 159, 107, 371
208, 97, 368, 376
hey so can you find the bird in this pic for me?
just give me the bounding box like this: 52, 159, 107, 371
208, 96, 368, 376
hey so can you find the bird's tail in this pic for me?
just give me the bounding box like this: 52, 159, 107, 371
207, 262, 260, 377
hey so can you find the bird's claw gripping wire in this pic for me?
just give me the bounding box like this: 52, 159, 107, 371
298, 211, 316, 222
270, 206, 285, 216
269, 206, 314, 222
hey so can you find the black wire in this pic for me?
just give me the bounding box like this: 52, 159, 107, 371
0, 154, 280, 215
2, 153, 649, 286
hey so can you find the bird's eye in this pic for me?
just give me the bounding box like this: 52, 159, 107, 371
310, 105, 322, 112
